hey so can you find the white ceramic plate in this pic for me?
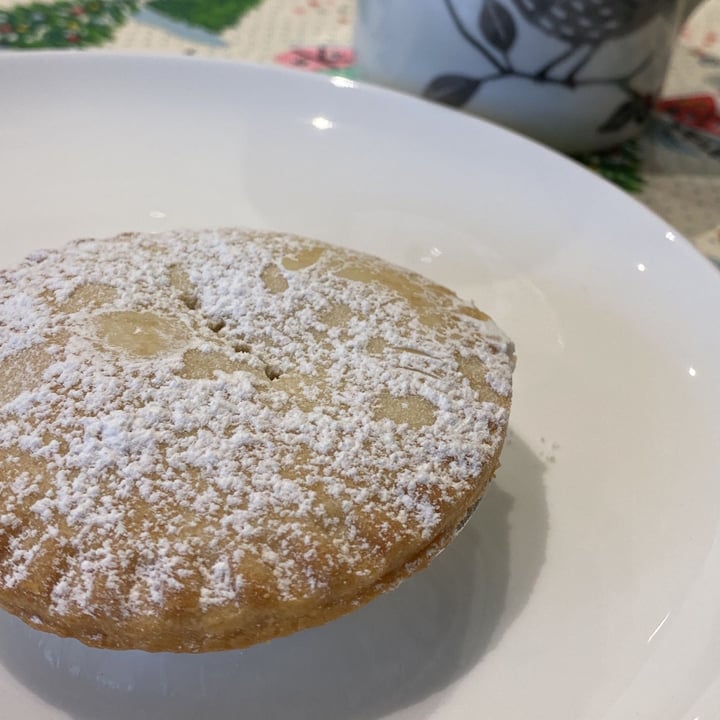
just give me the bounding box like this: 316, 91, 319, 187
1, 53, 719, 720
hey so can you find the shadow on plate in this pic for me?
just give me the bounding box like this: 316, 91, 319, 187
0, 431, 547, 720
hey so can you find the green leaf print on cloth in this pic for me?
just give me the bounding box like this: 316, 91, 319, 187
0, 1, 139, 48
574, 140, 645, 193
146, 0, 263, 32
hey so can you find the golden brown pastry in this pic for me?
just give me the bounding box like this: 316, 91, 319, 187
0, 228, 514, 652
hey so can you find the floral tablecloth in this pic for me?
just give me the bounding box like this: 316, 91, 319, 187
1, 0, 719, 266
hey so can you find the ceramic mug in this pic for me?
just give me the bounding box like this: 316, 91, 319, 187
355, 0, 703, 153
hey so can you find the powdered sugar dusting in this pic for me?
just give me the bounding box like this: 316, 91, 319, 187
0, 228, 513, 622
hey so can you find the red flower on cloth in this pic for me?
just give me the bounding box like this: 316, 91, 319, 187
275, 46, 354, 72
656, 95, 720, 137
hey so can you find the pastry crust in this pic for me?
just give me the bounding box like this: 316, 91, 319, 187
0, 228, 514, 652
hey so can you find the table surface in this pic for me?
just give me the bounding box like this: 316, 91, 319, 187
1, 0, 719, 266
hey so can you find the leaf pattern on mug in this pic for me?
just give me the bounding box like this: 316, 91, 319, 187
599, 94, 652, 132
479, 0, 516, 53
424, 75, 482, 107
509, 0, 666, 45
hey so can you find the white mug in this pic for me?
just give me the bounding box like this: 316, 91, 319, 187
355, 0, 703, 153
